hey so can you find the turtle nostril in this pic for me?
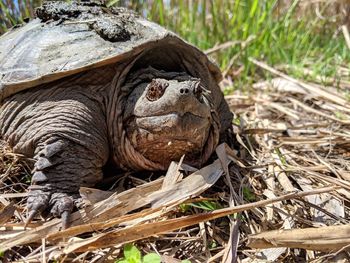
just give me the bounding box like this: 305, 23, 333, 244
180, 88, 189, 94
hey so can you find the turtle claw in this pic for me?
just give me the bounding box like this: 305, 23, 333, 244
24, 209, 38, 229
25, 188, 50, 228
61, 210, 71, 230
50, 194, 74, 229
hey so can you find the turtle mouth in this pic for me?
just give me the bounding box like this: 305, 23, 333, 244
135, 112, 210, 137
128, 112, 211, 147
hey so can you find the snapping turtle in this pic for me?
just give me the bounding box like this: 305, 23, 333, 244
0, 1, 232, 228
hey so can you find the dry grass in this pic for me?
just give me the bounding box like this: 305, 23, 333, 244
1, 57, 350, 262
277, 0, 350, 20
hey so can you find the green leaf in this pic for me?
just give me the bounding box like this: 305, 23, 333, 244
181, 260, 191, 263
115, 260, 129, 263
107, 0, 120, 7
189, 200, 221, 211
143, 253, 161, 263
209, 240, 217, 249
275, 148, 287, 166
249, 0, 259, 18
124, 244, 141, 263
243, 187, 256, 202
179, 203, 190, 213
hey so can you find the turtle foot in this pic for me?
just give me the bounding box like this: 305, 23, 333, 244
26, 187, 75, 230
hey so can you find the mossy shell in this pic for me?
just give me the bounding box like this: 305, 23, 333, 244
0, 1, 221, 101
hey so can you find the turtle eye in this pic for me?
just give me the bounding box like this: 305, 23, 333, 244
146, 79, 169, 101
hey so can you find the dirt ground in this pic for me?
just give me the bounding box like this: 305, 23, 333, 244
1, 60, 350, 262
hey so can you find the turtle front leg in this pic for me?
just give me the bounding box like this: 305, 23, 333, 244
0, 82, 110, 229
25, 139, 106, 229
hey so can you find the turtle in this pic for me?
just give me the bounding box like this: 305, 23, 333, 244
0, 0, 233, 229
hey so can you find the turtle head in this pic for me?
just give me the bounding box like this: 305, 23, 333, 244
123, 73, 219, 169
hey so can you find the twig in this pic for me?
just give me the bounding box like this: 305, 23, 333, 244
248, 224, 350, 252
223, 36, 256, 78
63, 185, 340, 253
342, 25, 350, 50
205, 40, 241, 55
249, 58, 350, 107
288, 97, 350, 124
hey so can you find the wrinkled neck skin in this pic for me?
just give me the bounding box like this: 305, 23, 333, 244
106, 62, 220, 171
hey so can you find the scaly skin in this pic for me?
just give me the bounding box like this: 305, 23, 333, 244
0, 72, 110, 228
0, 65, 224, 228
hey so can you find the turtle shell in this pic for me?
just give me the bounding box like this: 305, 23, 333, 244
0, 1, 221, 101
